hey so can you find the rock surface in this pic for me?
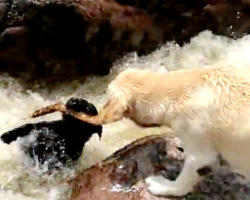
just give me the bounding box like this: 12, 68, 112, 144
0, 0, 250, 84
68, 134, 250, 200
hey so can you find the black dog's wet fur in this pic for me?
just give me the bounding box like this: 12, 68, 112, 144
0, 97, 102, 172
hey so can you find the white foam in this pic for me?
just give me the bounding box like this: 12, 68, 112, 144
1, 30, 250, 199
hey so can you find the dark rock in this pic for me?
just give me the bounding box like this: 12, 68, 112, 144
0, 0, 155, 84
0, 0, 250, 84
68, 134, 250, 200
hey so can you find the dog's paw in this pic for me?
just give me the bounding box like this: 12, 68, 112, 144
146, 175, 191, 197
0, 133, 12, 144
145, 175, 170, 196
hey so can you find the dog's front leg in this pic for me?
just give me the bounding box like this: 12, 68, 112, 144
146, 136, 217, 197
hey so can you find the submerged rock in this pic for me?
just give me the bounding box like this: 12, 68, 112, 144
68, 134, 250, 200
0, 0, 250, 84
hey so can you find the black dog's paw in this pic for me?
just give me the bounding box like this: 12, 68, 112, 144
0, 133, 13, 144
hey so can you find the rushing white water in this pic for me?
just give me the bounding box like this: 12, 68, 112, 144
1, 30, 250, 200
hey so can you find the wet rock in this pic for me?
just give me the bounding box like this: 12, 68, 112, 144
0, 0, 155, 84
68, 134, 250, 200
0, 0, 250, 84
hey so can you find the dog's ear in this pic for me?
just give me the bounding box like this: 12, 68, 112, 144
84, 103, 98, 116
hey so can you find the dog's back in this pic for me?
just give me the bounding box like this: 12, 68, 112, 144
113, 66, 250, 177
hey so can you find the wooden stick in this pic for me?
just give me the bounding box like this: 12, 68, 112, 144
31, 102, 66, 118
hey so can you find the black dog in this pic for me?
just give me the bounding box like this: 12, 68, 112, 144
0, 97, 102, 172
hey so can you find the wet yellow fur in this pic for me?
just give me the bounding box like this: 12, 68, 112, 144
69, 64, 250, 197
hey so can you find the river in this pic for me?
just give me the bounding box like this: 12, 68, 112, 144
0, 30, 249, 200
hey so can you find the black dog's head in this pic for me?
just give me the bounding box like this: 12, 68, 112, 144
64, 97, 102, 138
66, 97, 98, 116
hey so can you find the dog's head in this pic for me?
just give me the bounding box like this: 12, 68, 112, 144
66, 97, 98, 116
65, 97, 102, 138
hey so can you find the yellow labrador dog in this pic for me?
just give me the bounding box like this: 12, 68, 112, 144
31, 64, 250, 197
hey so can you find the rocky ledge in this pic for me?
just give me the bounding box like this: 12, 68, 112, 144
0, 0, 250, 84
68, 134, 250, 200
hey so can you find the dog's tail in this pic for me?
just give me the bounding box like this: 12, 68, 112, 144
31, 103, 66, 118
